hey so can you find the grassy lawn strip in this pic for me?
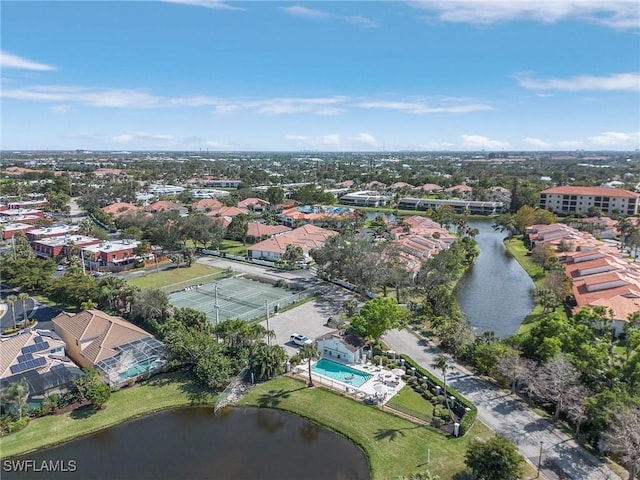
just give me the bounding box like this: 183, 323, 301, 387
1, 371, 216, 460
127, 263, 223, 290
504, 237, 569, 334
386, 386, 434, 423
239, 376, 494, 480
220, 239, 247, 256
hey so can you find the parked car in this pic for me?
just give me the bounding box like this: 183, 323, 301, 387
290, 333, 312, 346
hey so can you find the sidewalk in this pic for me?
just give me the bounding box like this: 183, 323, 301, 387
383, 328, 621, 480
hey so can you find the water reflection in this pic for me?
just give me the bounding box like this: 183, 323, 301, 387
5, 407, 369, 480
455, 219, 535, 338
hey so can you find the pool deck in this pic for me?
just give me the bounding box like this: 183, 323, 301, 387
295, 359, 406, 405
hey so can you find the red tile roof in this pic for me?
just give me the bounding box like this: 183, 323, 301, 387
541, 186, 640, 199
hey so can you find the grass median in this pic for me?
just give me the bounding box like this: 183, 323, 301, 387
239, 376, 493, 480
1, 371, 216, 460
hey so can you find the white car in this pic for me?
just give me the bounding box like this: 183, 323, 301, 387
290, 333, 312, 346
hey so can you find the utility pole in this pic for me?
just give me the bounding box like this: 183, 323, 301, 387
214, 283, 220, 326
264, 299, 271, 346
536, 441, 543, 478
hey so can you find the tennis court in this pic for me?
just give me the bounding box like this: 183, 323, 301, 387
168, 276, 309, 323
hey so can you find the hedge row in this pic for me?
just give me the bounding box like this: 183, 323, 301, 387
400, 354, 478, 436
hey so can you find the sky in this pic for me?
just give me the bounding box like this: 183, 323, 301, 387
1, 0, 640, 152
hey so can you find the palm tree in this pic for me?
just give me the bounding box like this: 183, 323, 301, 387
431, 354, 453, 415
6, 295, 17, 329
250, 343, 287, 380
299, 343, 321, 387
17, 293, 29, 327
5, 379, 29, 420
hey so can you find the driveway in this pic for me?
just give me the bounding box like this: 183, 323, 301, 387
383, 328, 621, 480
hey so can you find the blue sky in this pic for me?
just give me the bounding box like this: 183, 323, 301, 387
2, 1, 639, 151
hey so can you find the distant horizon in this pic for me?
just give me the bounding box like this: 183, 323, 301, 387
2, 1, 639, 152
2, 148, 639, 155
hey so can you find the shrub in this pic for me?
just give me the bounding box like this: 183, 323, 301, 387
422, 390, 434, 400
7, 417, 29, 434
289, 354, 301, 366
413, 385, 423, 393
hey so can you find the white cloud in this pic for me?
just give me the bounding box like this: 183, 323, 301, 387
322, 134, 342, 146
285, 135, 308, 142
587, 130, 640, 147
280, 6, 331, 18
461, 134, 509, 148
280, 5, 378, 27
246, 96, 347, 115
408, 1, 640, 29
113, 131, 174, 143
162, 0, 245, 11
1, 50, 55, 71
357, 100, 493, 114
50, 105, 70, 114
112, 131, 229, 149
524, 137, 553, 148
516, 72, 640, 92
351, 133, 378, 147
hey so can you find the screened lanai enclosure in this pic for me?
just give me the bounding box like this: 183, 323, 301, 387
95, 337, 167, 388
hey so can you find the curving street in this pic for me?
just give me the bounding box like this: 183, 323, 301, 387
383, 328, 621, 480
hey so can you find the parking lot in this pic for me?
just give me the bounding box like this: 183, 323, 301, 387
260, 285, 357, 356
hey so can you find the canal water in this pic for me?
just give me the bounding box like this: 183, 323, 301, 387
4, 407, 369, 480
455, 219, 535, 337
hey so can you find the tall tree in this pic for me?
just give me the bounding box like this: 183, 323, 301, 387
227, 213, 249, 245
601, 405, 640, 480
250, 343, 287, 381
17, 293, 29, 326
349, 297, 409, 344
4, 379, 30, 420
524, 353, 582, 422
6, 295, 17, 329
431, 354, 453, 414
464, 436, 524, 480
299, 343, 321, 387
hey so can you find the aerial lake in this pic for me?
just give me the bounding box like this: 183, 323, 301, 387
4, 407, 369, 480
455, 219, 535, 337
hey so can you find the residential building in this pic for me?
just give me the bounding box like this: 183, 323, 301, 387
26, 224, 81, 242
279, 205, 353, 227
398, 198, 506, 215
102, 202, 139, 218
237, 197, 270, 212
32, 234, 101, 259
248, 224, 338, 262
246, 222, 291, 243
0, 329, 84, 406
339, 191, 392, 207
52, 309, 166, 388
444, 184, 473, 197
192, 198, 222, 212
1, 222, 35, 240
539, 186, 640, 215
316, 330, 366, 363
0, 209, 45, 222
204, 179, 241, 188
144, 200, 188, 216
82, 239, 143, 270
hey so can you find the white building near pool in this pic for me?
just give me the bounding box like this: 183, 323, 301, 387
316, 330, 366, 364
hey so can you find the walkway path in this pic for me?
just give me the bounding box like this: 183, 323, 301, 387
383, 328, 621, 480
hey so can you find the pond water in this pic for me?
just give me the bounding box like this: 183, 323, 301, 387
455, 219, 535, 337
4, 407, 369, 480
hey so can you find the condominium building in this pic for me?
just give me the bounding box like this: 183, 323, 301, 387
539, 186, 639, 216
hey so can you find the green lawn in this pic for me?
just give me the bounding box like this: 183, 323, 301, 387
1, 371, 216, 459
126, 263, 224, 291
239, 376, 493, 480
220, 239, 247, 256
503, 237, 570, 334
385, 386, 434, 423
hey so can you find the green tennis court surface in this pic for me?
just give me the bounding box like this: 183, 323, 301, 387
168, 276, 308, 323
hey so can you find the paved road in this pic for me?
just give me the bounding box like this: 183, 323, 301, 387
383, 328, 621, 480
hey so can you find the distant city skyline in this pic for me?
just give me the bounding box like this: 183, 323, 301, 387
2, 1, 639, 152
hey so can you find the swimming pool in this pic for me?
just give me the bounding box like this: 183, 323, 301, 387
311, 358, 372, 388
